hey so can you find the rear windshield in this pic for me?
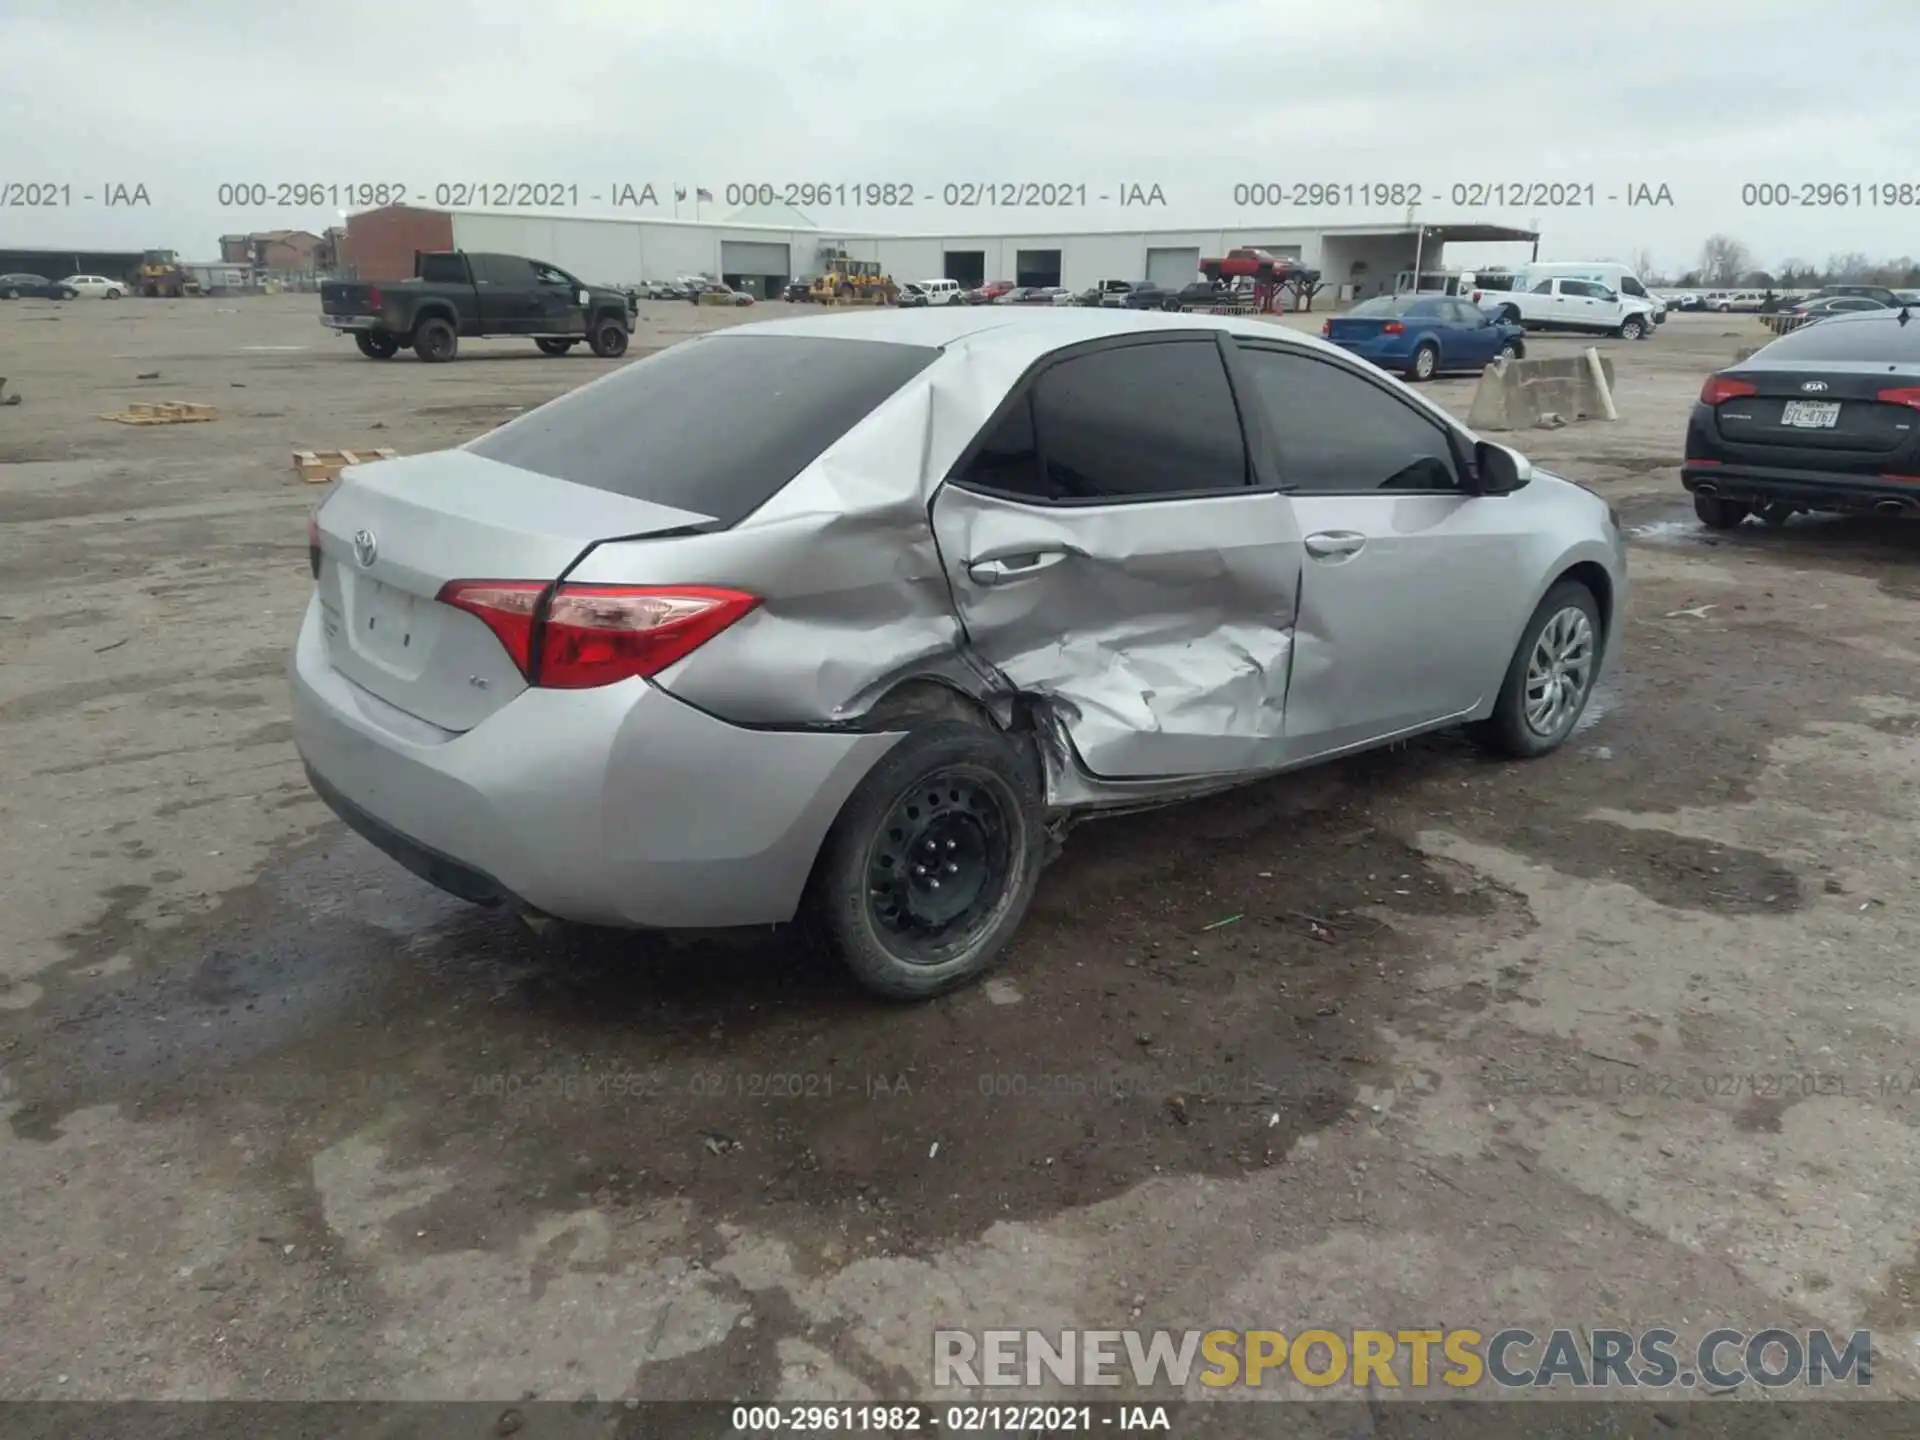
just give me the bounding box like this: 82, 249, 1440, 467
467, 334, 940, 527
1756, 314, 1920, 364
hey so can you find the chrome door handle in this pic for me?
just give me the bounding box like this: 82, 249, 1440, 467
967, 549, 1070, 584
1304, 531, 1366, 560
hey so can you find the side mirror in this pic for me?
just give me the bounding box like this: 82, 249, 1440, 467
1472, 440, 1533, 495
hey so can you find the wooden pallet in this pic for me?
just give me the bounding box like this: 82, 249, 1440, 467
293, 447, 398, 484
100, 401, 218, 425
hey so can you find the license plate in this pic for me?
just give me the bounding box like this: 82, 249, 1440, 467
1780, 399, 1840, 428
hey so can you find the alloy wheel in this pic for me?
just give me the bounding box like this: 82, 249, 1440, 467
1523, 606, 1595, 738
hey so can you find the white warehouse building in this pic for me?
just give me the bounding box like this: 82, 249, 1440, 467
339, 203, 1540, 304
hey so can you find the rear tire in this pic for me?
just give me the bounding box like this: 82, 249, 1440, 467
535, 337, 575, 356
1694, 493, 1750, 530
412, 317, 457, 363
355, 331, 399, 360
1472, 581, 1602, 759
807, 720, 1045, 1000
1407, 342, 1438, 381
588, 319, 629, 358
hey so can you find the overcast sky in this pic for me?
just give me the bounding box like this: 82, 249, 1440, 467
3, 0, 1915, 276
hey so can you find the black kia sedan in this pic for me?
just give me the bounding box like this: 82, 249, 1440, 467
1684, 306, 1920, 528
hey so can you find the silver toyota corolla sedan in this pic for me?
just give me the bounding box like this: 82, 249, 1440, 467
293, 307, 1626, 999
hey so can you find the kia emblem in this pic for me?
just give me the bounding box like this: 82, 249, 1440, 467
1800, 381, 1829, 392
352, 529, 378, 567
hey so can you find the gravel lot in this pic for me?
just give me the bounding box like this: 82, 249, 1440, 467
5, 295, 1920, 1420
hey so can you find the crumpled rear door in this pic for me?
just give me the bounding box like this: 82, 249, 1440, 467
931, 484, 1302, 779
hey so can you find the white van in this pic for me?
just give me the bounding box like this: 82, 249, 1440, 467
1509, 261, 1666, 324
915, 278, 965, 307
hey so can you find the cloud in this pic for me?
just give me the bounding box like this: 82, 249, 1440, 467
2, 0, 1916, 270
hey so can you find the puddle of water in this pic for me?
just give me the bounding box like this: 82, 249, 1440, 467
1575, 679, 1621, 735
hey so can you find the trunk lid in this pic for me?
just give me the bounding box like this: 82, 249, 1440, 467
1712, 362, 1920, 457
1325, 317, 1399, 342
312, 450, 716, 730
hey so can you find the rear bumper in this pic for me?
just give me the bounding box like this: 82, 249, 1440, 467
1682, 464, 1920, 511
1328, 338, 1414, 367
289, 598, 903, 928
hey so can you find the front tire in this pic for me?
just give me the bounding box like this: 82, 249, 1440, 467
1694, 493, 1750, 530
535, 337, 575, 356
354, 330, 399, 359
105, 288, 122, 299
1760, 502, 1795, 528
1497, 339, 1523, 361
1619, 315, 1647, 340
588, 320, 629, 358
412, 317, 458, 363
1473, 581, 1602, 759
807, 720, 1045, 1000
1407, 342, 1439, 381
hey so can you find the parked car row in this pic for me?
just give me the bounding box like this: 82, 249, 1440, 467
296, 303, 1625, 1000
0, 272, 126, 299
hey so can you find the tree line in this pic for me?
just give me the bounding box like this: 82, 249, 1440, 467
1632, 236, 1920, 289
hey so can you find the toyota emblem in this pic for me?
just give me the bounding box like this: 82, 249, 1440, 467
1800, 380, 1829, 392
352, 528, 378, 567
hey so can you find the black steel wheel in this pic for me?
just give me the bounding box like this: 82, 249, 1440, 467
412, 317, 458, 362
809, 720, 1044, 999
588, 320, 628, 358
355, 330, 399, 359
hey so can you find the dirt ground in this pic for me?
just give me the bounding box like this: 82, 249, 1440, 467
4, 295, 1920, 1422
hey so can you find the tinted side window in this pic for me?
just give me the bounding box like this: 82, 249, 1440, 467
1234, 347, 1461, 494
958, 394, 1043, 497
1530, 279, 1554, 294
1020, 340, 1248, 500
418, 253, 468, 283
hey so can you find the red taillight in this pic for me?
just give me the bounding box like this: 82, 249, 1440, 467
307, 512, 323, 578
1381, 321, 1405, 334
1877, 386, 1920, 410
436, 580, 760, 689
1470, 290, 1482, 303
1320, 320, 1330, 336
367, 285, 383, 308
1700, 376, 1757, 404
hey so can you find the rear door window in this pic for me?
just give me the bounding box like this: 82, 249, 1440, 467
467, 334, 940, 527
418, 253, 469, 283
971, 339, 1249, 501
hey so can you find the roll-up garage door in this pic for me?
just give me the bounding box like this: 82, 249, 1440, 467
719, 241, 791, 275
1145, 247, 1202, 287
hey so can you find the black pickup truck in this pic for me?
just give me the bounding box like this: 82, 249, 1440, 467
320, 251, 633, 362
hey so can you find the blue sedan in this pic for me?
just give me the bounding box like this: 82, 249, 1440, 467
1322, 295, 1525, 381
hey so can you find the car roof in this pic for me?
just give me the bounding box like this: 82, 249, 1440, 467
715, 304, 1332, 356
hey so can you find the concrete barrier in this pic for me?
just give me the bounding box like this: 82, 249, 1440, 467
1467, 352, 1618, 432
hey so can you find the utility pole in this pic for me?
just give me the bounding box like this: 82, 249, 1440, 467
1407, 198, 1424, 294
